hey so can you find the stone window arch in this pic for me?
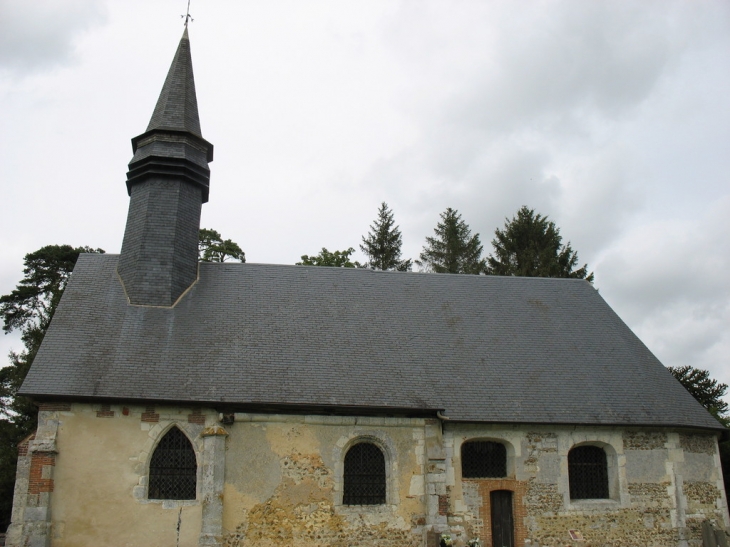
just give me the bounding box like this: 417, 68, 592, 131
568, 444, 609, 499
148, 426, 198, 500
461, 440, 508, 478
343, 441, 387, 505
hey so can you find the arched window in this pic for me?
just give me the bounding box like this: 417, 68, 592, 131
343, 442, 386, 505
568, 445, 609, 499
461, 441, 507, 478
148, 427, 197, 500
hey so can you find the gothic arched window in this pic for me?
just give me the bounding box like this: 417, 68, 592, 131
148, 427, 197, 500
461, 441, 507, 478
568, 445, 609, 499
343, 442, 386, 505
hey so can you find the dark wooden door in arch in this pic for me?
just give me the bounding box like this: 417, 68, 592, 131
490, 490, 514, 547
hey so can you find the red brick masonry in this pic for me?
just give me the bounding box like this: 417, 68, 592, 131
28, 453, 55, 494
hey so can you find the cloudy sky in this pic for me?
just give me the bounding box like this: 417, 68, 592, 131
1, 1, 728, 398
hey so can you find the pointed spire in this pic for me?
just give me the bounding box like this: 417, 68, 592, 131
146, 27, 202, 137
119, 28, 214, 307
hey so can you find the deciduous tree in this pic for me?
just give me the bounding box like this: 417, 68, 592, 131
486, 206, 593, 281
417, 208, 485, 274
296, 248, 362, 268
360, 202, 412, 271
198, 228, 245, 263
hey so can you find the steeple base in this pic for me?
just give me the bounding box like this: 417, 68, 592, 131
118, 178, 202, 307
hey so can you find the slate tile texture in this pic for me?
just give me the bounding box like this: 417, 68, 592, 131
19, 254, 723, 432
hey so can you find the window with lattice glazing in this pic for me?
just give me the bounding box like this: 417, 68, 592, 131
343, 442, 386, 505
148, 427, 197, 500
461, 441, 507, 478
568, 445, 609, 499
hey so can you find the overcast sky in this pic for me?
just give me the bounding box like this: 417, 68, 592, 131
1, 0, 728, 398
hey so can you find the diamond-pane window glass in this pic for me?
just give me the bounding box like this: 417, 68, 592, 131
148, 427, 197, 500
461, 441, 507, 478
568, 445, 609, 500
343, 442, 386, 505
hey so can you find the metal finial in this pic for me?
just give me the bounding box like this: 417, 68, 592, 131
182, 0, 193, 26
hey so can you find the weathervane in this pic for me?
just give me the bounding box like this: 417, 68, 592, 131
182, 0, 193, 26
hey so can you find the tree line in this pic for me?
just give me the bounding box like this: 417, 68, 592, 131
0, 209, 726, 529
297, 203, 594, 282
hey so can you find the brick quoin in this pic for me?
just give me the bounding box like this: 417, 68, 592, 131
17, 433, 36, 457
188, 408, 205, 425
141, 406, 160, 423
28, 453, 55, 494
38, 403, 71, 411
96, 404, 115, 418
438, 494, 449, 516
464, 478, 528, 547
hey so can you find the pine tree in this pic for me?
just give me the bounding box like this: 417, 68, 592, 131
668, 365, 728, 416
0, 244, 104, 528
360, 203, 412, 271
417, 208, 486, 274
486, 206, 593, 281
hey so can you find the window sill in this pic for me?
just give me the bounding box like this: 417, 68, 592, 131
335, 504, 396, 515
139, 498, 200, 508
567, 498, 618, 511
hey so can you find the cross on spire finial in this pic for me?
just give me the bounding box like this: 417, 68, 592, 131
182, 0, 193, 26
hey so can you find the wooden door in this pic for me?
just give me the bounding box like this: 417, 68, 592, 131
490, 490, 514, 547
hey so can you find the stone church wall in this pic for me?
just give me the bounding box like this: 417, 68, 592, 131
220, 413, 429, 547
442, 425, 729, 547
13, 403, 206, 547
7, 405, 729, 547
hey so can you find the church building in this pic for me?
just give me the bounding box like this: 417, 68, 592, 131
6, 29, 728, 547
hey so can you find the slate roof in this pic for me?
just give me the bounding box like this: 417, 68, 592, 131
146, 27, 202, 137
20, 254, 723, 431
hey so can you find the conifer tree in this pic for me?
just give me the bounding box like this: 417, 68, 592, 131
486, 206, 593, 282
360, 203, 412, 271
0, 244, 104, 528
668, 365, 728, 416
417, 208, 486, 274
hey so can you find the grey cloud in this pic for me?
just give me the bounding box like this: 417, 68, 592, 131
597, 198, 730, 317
0, 0, 108, 74
389, 1, 682, 139
371, 1, 722, 274
595, 197, 730, 383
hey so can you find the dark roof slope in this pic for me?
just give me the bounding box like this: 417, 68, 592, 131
20, 254, 722, 430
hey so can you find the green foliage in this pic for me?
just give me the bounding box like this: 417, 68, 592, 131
1, 245, 104, 343
0, 419, 24, 530
360, 202, 412, 271
417, 208, 486, 274
198, 228, 246, 263
486, 206, 594, 282
296, 248, 362, 268
668, 365, 728, 417
0, 244, 104, 529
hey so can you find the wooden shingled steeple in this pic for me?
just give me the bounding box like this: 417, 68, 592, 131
118, 28, 214, 307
